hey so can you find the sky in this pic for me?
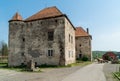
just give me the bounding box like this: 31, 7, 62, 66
0, 0, 120, 51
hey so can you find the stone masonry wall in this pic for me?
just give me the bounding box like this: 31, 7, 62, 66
65, 18, 76, 65
24, 17, 65, 66
8, 21, 25, 66
76, 36, 92, 60
9, 17, 67, 66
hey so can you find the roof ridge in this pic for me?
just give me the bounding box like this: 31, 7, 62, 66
25, 6, 63, 21
75, 27, 90, 37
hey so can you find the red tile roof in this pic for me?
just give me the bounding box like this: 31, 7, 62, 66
25, 6, 63, 21
10, 12, 23, 21
75, 27, 89, 37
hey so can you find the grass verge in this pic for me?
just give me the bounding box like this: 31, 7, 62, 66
113, 72, 120, 81
0, 61, 92, 72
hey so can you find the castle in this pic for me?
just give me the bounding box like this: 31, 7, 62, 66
8, 6, 92, 66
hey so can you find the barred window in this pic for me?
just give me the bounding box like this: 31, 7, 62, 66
48, 50, 53, 56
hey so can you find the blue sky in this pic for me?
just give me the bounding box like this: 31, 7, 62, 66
0, 0, 120, 51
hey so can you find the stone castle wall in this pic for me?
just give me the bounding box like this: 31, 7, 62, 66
8, 16, 76, 66
76, 36, 92, 60
65, 18, 76, 65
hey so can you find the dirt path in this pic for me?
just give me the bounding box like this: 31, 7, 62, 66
62, 63, 106, 81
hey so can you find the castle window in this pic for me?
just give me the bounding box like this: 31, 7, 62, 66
41, 21, 43, 24
21, 63, 25, 67
35, 62, 37, 67
48, 50, 53, 56
89, 40, 91, 46
72, 51, 73, 57
69, 51, 70, 58
79, 44, 81, 47
48, 31, 54, 41
79, 54, 82, 58
22, 38, 25, 42
71, 36, 73, 43
21, 52, 24, 56
55, 20, 58, 23
69, 34, 70, 42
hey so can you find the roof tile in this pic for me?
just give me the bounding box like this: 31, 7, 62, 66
11, 12, 23, 21
25, 6, 63, 21
75, 27, 89, 37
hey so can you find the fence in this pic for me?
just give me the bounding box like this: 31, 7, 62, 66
0, 56, 8, 63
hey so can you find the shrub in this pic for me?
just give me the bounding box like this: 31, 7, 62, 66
82, 55, 89, 61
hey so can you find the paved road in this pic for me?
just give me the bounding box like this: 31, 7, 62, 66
0, 63, 106, 81
0, 65, 84, 81
103, 63, 120, 81
62, 63, 106, 81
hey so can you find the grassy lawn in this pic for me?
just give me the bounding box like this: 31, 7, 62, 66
0, 61, 92, 72
38, 61, 92, 68
67, 61, 92, 67
0, 63, 7, 67
0, 63, 29, 72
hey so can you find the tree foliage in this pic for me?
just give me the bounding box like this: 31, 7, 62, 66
0, 41, 8, 56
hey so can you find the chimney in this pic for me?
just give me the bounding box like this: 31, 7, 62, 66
86, 28, 89, 34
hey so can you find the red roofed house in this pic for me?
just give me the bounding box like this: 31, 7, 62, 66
8, 6, 76, 66
75, 27, 92, 60
102, 52, 117, 61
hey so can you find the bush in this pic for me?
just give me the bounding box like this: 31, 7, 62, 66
82, 55, 89, 61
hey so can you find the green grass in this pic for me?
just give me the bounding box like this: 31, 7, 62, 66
39, 61, 92, 68
0, 63, 36, 72
67, 61, 92, 67
0, 61, 92, 72
0, 63, 7, 67
113, 72, 120, 81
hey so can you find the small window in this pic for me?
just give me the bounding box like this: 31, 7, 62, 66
71, 36, 73, 43
79, 44, 81, 47
79, 54, 82, 58
35, 62, 37, 67
21, 52, 24, 56
89, 40, 91, 46
21, 63, 25, 66
72, 51, 73, 57
48, 50, 53, 56
55, 20, 58, 23
48, 31, 54, 41
22, 38, 25, 42
69, 51, 70, 58
69, 34, 70, 42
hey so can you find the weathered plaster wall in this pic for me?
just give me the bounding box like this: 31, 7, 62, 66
65, 18, 76, 65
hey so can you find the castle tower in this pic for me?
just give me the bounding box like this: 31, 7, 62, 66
8, 12, 25, 66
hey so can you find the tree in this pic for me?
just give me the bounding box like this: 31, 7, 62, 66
0, 41, 8, 56
0, 41, 3, 56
